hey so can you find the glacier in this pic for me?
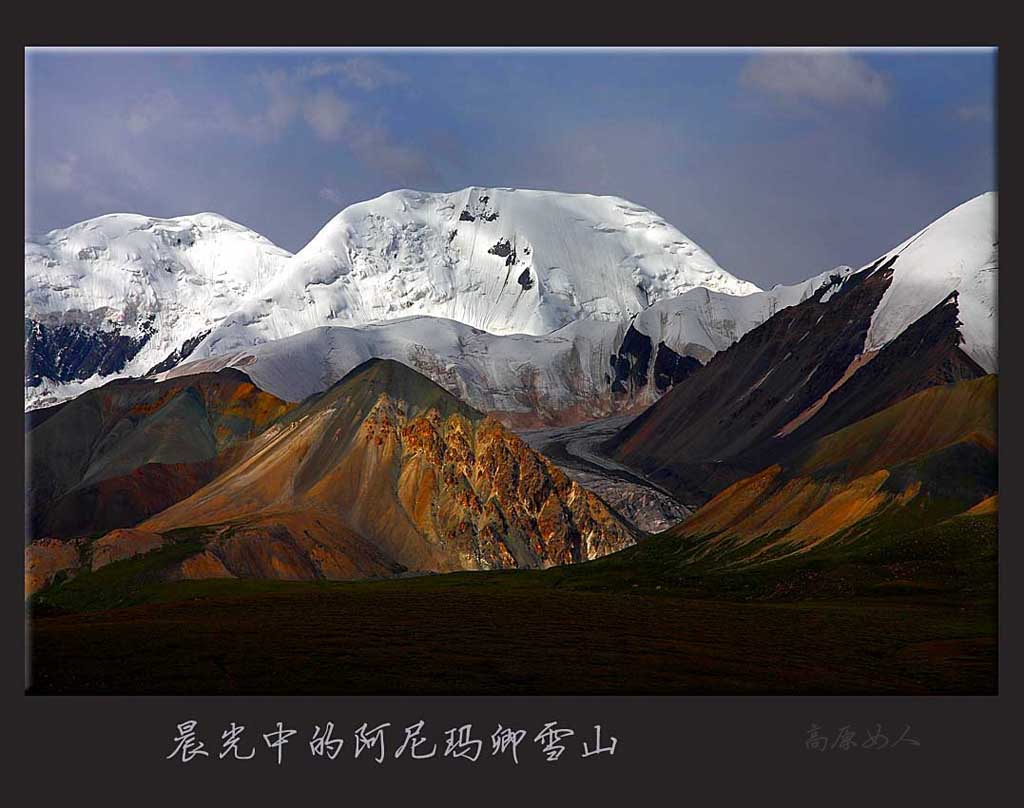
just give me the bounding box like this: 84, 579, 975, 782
155, 272, 846, 426
188, 186, 761, 360
25, 212, 292, 408
25, 189, 997, 420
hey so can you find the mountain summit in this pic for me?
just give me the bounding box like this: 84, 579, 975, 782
609, 193, 997, 505
25, 212, 292, 407
190, 186, 759, 359
25, 188, 759, 411
26, 358, 637, 590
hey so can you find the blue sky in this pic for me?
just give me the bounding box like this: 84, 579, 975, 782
25, 48, 996, 287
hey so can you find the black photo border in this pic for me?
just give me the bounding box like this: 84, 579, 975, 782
4, 18, 1017, 804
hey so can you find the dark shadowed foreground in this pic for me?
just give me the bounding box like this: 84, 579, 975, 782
28, 511, 996, 695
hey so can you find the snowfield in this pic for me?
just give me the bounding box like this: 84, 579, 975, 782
629, 267, 852, 362
189, 187, 760, 361
25, 189, 997, 416
155, 272, 849, 425
25, 188, 760, 411
863, 191, 997, 372
25, 212, 292, 407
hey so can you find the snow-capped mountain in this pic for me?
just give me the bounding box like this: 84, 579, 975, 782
188, 187, 760, 360
625, 192, 998, 378
156, 271, 844, 426
26, 188, 760, 410
610, 193, 998, 505
628, 266, 852, 362
25, 190, 996, 423
25, 212, 292, 407
862, 191, 997, 372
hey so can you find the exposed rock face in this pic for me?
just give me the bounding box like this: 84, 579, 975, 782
25, 538, 84, 597
90, 529, 166, 570
140, 359, 637, 580
25, 317, 154, 387
653, 343, 701, 393
145, 329, 212, 375
609, 324, 653, 395
393, 405, 631, 568
609, 261, 987, 505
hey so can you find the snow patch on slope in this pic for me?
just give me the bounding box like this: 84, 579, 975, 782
864, 192, 997, 372
630, 267, 851, 361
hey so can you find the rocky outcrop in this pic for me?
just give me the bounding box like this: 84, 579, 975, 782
609, 262, 987, 505
25, 538, 84, 597
26, 528, 169, 597
90, 529, 166, 570
139, 359, 637, 580
391, 404, 632, 568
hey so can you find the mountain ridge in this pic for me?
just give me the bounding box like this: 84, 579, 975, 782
151, 268, 850, 427
608, 249, 990, 505
26, 359, 637, 593
670, 374, 997, 567
25, 190, 997, 430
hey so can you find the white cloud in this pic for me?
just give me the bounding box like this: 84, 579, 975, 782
249, 59, 411, 146
347, 125, 438, 184
741, 50, 890, 108
956, 103, 993, 123
319, 186, 344, 205
336, 57, 407, 91
125, 90, 181, 135
125, 89, 249, 140
257, 70, 302, 134
303, 90, 352, 141
38, 153, 79, 191
301, 57, 407, 91
249, 66, 434, 177
33, 150, 120, 214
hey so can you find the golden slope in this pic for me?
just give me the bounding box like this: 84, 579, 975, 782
138, 360, 636, 581
675, 376, 997, 563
